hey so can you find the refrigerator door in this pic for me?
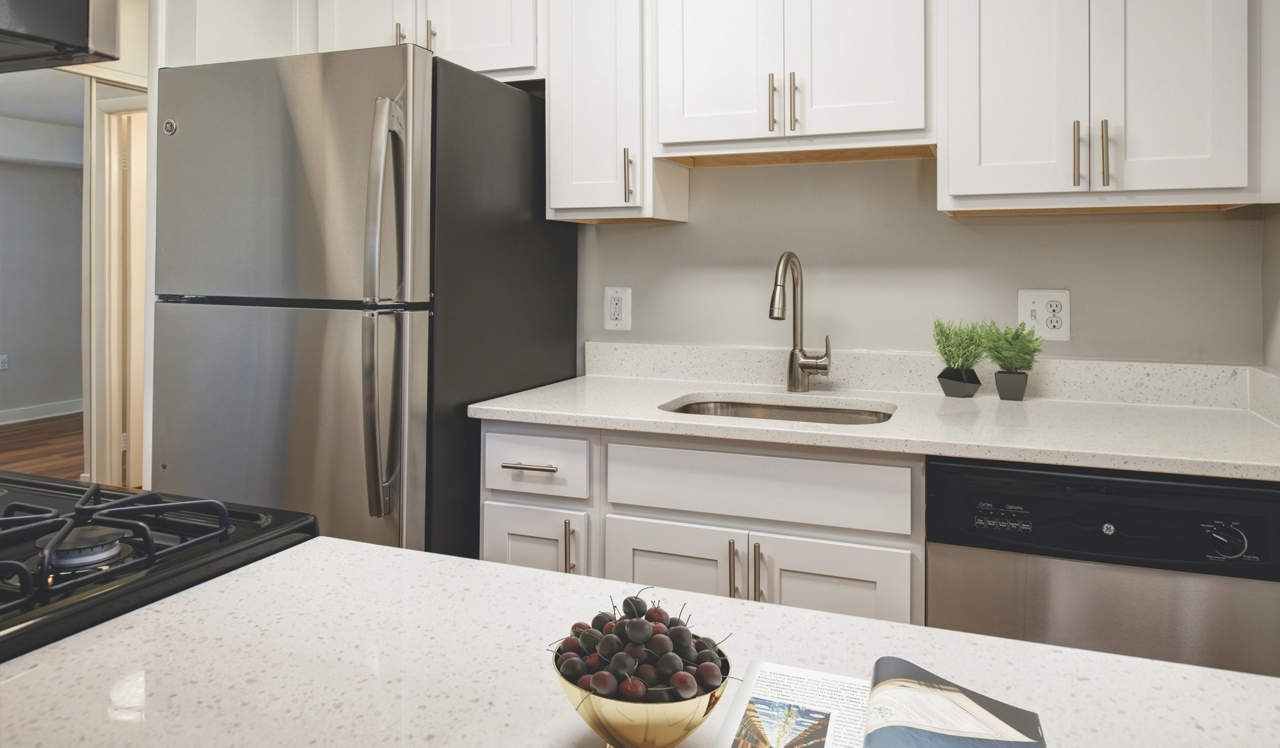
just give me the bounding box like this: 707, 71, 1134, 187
155, 45, 431, 303
152, 303, 428, 549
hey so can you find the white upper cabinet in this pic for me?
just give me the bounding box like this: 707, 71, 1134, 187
944, 0, 1250, 202
318, 0, 415, 52
1090, 0, 1248, 191
782, 0, 925, 137
657, 0, 785, 144
426, 0, 538, 72
164, 0, 319, 66
947, 0, 1090, 196
547, 0, 642, 209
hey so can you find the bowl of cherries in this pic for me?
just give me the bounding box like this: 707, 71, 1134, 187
554, 592, 730, 748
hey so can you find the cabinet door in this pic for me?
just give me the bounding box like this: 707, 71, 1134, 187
1089, 0, 1248, 191
782, 0, 924, 137
482, 501, 587, 574
750, 531, 911, 623
657, 0, 785, 144
318, 0, 417, 52
946, 0, 1090, 196
605, 515, 747, 598
426, 0, 538, 72
164, 0, 316, 66
547, 0, 642, 209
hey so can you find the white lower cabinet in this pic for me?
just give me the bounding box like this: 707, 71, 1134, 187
604, 515, 911, 623
482, 501, 587, 574
751, 531, 911, 623
604, 515, 748, 598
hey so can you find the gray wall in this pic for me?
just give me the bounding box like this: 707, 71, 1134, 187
580, 160, 1265, 365
1266, 208, 1280, 370
0, 162, 83, 413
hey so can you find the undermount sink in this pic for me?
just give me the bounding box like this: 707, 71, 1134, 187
667, 400, 893, 426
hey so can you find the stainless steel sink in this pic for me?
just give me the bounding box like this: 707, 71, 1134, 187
670, 401, 892, 425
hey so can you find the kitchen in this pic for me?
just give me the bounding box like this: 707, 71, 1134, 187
2, 1, 1280, 746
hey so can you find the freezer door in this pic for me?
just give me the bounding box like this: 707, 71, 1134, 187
152, 303, 428, 549
155, 45, 431, 303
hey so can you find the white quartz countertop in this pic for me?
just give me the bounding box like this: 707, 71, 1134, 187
468, 375, 1280, 481
3, 537, 1277, 746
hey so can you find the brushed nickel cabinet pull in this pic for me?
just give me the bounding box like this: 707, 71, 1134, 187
768, 73, 776, 131
753, 542, 762, 601
623, 147, 632, 203
395, 22, 406, 44
1072, 120, 1081, 187
788, 72, 797, 131
728, 539, 738, 598
426, 20, 437, 52
563, 519, 575, 574
1100, 119, 1111, 187
501, 462, 558, 473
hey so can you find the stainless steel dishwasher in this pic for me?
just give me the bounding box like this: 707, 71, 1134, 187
926, 457, 1280, 677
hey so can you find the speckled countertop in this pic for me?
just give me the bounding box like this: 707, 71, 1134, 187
1, 537, 1277, 746
469, 375, 1280, 481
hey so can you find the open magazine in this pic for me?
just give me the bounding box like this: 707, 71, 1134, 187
713, 658, 1046, 748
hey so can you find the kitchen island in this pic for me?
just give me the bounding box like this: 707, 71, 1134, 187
1, 536, 1277, 746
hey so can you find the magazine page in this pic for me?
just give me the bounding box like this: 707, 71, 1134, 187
714, 661, 872, 748
863, 657, 1046, 748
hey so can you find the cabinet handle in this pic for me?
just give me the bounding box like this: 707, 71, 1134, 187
768, 73, 776, 132
753, 542, 762, 602
623, 147, 632, 203
728, 539, 738, 598
501, 462, 558, 473
1100, 119, 1110, 187
426, 20, 437, 52
788, 72, 797, 131
1072, 120, 1081, 187
563, 519, 575, 574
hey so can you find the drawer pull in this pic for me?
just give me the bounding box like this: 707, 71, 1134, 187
501, 462, 558, 473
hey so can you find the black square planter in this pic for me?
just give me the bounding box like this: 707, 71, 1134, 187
995, 371, 1028, 401
937, 367, 981, 398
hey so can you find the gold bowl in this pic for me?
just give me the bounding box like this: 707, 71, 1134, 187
555, 655, 731, 748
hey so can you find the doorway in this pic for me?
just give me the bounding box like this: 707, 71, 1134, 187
85, 82, 148, 488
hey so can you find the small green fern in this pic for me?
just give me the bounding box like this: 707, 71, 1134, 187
933, 319, 986, 370
981, 321, 1043, 373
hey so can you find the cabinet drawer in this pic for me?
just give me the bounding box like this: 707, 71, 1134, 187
482, 501, 587, 575
485, 433, 590, 499
607, 444, 911, 535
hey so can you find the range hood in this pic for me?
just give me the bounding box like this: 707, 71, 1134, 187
0, 0, 118, 74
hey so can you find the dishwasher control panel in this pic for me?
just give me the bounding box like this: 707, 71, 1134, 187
928, 457, 1280, 583
973, 501, 1032, 533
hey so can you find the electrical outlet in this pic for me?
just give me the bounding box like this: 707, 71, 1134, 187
604, 287, 631, 331
1018, 290, 1070, 341
0, 355, 9, 371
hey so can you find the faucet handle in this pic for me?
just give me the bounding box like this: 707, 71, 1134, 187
800, 336, 831, 377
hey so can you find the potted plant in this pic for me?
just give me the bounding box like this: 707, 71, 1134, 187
933, 319, 986, 398
981, 321, 1043, 401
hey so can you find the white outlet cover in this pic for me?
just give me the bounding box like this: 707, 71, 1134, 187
604, 287, 631, 331
1018, 289, 1070, 341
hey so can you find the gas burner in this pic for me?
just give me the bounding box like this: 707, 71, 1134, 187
36, 526, 127, 569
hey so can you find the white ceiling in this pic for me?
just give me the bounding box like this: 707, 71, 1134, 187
0, 69, 86, 128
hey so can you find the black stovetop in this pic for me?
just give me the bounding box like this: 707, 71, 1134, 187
0, 471, 316, 662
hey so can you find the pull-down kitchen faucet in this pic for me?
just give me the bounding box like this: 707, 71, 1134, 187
769, 252, 830, 392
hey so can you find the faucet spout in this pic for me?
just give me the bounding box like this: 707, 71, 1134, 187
768, 252, 830, 392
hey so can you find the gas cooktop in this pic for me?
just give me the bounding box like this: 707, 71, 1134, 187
0, 471, 316, 662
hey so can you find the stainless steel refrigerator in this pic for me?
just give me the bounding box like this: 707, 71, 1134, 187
151, 45, 576, 554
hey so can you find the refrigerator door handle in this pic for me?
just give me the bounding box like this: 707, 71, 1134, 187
364, 96, 407, 304
362, 310, 400, 518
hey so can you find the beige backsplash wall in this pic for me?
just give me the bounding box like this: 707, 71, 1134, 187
578, 159, 1265, 368
1265, 207, 1280, 370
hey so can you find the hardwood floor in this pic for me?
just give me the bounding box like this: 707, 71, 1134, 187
0, 413, 84, 480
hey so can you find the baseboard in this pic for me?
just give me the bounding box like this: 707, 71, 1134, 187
0, 399, 83, 425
